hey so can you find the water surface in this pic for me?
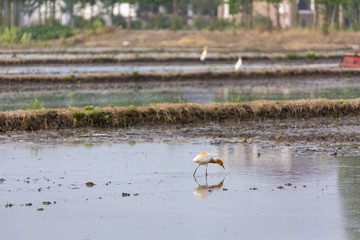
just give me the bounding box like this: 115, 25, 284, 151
0, 141, 359, 239
1, 78, 359, 111
0, 62, 339, 75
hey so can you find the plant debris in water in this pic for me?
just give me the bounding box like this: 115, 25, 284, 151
122, 193, 131, 197
86, 182, 95, 187
5, 203, 13, 208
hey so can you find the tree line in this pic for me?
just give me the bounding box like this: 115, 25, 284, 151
0, 0, 360, 31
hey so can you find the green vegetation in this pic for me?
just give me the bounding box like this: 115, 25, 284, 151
27, 98, 44, 110
339, 100, 347, 105
129, 105, 137, 112
73, 108, 109, 127
305, 51, 316, 60
20, 26, 74, 40
132, 72, 139, 77
64, 73, 75, 82
286, 53, 298, 61
98, 57, 105, 64
228, 97, 241, 103
84, 105, 95, 111
189, 104, 196, 109
0, 0, 358, 42
178, 96, 185, 104
73, 110, 85, 127
0, 26, 74, 45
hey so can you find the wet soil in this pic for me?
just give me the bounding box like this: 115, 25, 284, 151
1, 116, 360, 147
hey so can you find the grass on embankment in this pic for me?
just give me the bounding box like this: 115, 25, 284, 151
0, 98, 358, 132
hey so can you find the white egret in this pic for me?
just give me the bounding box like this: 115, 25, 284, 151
193, 152, 225, 176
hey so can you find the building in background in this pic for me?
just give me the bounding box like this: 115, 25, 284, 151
217, 0, 348, 28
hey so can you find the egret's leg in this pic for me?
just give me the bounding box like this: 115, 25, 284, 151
206, 165, 208, 176
193, 164, 200, 176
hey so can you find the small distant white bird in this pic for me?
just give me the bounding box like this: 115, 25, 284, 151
122, 41, 130, 47
200, 46, 208, 61
193, 152, 225, 176
234, 56, 242, 70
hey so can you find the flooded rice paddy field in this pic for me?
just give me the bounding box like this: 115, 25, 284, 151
1, 77, 359, 111
0, 62, 339, 76
1, 119, 360, 240
2, 49, 360, 239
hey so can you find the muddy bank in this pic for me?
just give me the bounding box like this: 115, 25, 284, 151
0, 68, 357, 91
0, 47, 345, 55
0, 55, 341, 66
0, 99, 359, 132
3, 117, 360, 146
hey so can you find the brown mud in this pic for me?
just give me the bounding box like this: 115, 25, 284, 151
2, 116, 360, 147
0, 99, 359, 132
0, 55, 341, 65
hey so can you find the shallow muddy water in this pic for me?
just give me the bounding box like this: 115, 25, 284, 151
0, 62, 339, 75
1, 78, 359, 111
0, 138, 359, 240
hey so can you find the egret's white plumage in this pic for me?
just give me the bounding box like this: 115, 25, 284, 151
193, 152, 225, 176
234, 56, 242, 70
200, 46, 208, 61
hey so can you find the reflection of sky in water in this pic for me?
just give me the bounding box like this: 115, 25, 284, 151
1, 142, 358, 239
0, 62, 339, 75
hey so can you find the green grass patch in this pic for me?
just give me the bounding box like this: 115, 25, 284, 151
286, 53, 298, 61
73, 110, 85, 127
129, 105, 137, 112
27, 98, 44, 110
305, 51, 316, 60
84, 105, 94, 111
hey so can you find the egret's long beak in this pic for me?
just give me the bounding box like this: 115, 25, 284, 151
222, 165, 225, 170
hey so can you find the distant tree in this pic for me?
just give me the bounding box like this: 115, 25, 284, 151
270, 0, 282, 29
191, 0, 221, 30
228, 0, 241, 31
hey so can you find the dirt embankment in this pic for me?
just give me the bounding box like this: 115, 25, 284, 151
59, 29, 358, 52
0, 99, 359, 132
0, 55, 341, 65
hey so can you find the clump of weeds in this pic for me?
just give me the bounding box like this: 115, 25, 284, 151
129, 105, 137, 112
27, 98, 44, 110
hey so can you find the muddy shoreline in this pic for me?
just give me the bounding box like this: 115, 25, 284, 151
0, 99, 359, 132
0, 55, 341, 66
2, 116, 360, 147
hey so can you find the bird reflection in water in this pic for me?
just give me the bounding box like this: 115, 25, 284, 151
193, 175, 225, 199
